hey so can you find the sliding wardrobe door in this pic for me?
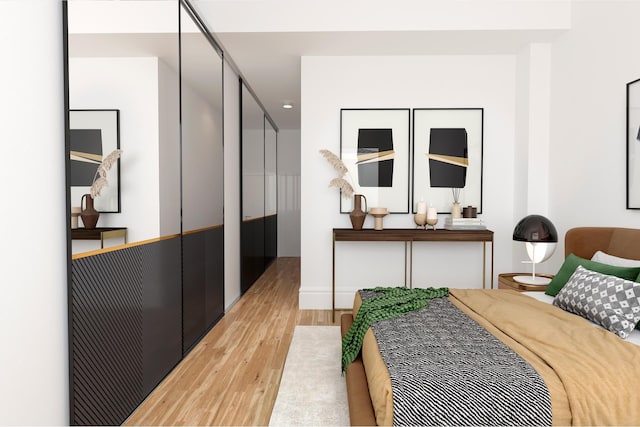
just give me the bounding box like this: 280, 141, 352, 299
241, 84, 266, 293
66, 1, 181, 424
264, 119, 277, 265
180, 1, 225, 354
240, 83, 278, 292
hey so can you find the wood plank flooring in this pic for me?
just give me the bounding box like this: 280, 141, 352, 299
124, 257, 349, 426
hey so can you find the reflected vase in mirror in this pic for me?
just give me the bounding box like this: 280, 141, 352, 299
80, 193, 99, 229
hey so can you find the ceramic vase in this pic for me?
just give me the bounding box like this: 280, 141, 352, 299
349, 194, 367, 230
451, 202, 462, 219
80, 193, 100, 229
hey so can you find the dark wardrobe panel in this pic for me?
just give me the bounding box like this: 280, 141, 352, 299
265, 214, 277, 266
141, 237, 182, 395
182, 231, 206, 353
182, 227, 225, 354
241, 218, 265, 294
205, 226, 225, 327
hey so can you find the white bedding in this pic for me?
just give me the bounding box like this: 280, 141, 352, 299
522, 291, 640, 346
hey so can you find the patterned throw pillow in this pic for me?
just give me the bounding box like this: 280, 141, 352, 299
553, 265, 640, 339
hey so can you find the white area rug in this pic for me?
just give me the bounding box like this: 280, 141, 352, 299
269, 326, 350, 426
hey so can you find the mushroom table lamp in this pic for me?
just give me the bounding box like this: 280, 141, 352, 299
512, 214, 558, 285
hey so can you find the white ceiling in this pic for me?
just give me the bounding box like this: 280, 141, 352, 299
192, 0, 572, 131
211, 29, 566, 130
68, 0, 572, 132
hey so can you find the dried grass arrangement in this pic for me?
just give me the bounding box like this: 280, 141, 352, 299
319, 149, 354, 198
90, 149, 123, 199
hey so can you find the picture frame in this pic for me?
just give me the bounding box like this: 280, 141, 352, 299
627, 78, 640, 209
69, 109, 121, 213
340, 108, 410, 213
412, 108, 483, 214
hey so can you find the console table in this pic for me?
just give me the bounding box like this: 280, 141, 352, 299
332, 228, 494, 320
71, 227, 127, 249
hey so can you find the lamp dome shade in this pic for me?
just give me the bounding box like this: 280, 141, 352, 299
512, 215, 558, 243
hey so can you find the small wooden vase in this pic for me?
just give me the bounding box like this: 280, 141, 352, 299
80, 194, 100, 229
349, 194, 367, 230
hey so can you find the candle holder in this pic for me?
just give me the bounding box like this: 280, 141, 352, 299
370, 207, 389, 231
426, 206, 438, 230
426, 216, 438, 230
424, 217, 438, 230
71, 206, 81, 229
414, 213, 427, 229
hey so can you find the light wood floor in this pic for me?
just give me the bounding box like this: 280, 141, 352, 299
124, 257, 350, 426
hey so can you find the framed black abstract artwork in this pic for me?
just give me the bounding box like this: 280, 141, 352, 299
412, 108, 483, 214
340, 109, 410, 213
69, 109, 121, 212
627, 78, 640, 209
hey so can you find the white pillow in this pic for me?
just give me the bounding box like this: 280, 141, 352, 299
591, 250, 640, 268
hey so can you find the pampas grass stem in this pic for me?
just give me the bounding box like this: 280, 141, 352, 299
90, 149, 122, 198
319, 149, 356, 199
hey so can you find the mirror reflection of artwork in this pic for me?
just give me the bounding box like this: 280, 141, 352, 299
356, 128, 394, 187
69, 109, 120, 213
70, 129, 102, 186
427, 128, 468, 188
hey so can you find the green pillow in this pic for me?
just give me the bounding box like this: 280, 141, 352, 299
545, 253, 640, 296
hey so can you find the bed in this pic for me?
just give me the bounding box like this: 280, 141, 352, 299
341, 227, 640, 426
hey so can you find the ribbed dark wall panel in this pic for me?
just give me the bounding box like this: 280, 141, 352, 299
70, 237, 183, 425
71, 247, 144, 426
183, 226, 225, 354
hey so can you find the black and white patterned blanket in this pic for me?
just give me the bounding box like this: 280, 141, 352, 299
362, 291, 552, 426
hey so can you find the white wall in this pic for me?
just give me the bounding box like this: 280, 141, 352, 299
224, 61, 242, 309
300, 55, 517, 309
548, 1, 640, 271
512, 42, 555, 269
0, 1, 68, 424
278, 129, 301, 257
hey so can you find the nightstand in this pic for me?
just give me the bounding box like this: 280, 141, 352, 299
497, 273, 554, 292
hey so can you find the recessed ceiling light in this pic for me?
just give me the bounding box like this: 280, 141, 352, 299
282, 103, 293, 109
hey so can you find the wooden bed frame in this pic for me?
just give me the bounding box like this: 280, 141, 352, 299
340, 227, 640, 426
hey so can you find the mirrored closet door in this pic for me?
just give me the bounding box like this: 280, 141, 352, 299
65, 1, 224, 424
240, 83, 278, 293
179, 1, 225, 354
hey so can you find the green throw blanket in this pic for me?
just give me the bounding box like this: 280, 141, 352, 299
341, 286, 449, 372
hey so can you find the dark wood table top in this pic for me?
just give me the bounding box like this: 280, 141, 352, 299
333, 227, 493, 242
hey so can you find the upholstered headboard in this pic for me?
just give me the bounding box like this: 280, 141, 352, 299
565, 227, 640, 261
